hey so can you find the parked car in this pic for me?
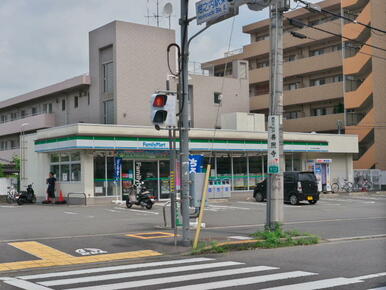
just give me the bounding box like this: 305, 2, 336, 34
253, 171, 319, 205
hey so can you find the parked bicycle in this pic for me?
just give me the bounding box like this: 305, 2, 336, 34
6, 185, 19, 203
331, 178, 353, 193
354, 178, 373, 192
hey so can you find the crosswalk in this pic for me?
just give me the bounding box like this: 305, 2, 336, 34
0, 257, 385, 290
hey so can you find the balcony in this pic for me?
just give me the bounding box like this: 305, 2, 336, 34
353, 143, 375, 169
343, 39, 372, 75
0, 113, 56, 137
345, 73, 373, 109
250, 82, 343, 110
243, 19, 342, 59
283, 113, 345, 132
346, 107, 375, 142
342, 0, 368, 9
249, 51, 342, 84
343, 2, 371, 40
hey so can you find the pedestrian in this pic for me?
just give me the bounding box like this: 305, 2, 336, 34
46, 172, 56, 203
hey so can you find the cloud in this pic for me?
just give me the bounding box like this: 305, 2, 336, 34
0, 0, 322, 101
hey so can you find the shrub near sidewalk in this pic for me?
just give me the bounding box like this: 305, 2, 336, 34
192, 223, 319, 255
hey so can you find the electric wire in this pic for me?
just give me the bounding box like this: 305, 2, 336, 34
295, 0, 386, 34
286, 17, 386, 53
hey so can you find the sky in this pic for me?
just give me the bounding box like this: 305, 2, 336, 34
0, 0, 319, 101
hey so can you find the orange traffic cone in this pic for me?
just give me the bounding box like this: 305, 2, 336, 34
55, 190, 67, 204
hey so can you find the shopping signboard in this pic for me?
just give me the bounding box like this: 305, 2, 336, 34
196, 0, 232, 25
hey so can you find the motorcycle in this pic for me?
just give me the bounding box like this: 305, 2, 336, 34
17, 184, 36, 205
126, 182, 155, 210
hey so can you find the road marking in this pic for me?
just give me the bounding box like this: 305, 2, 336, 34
40, 261, 243, 286
0, 277, 51, 290
260, 277, 363, 289
355, 272, 386, 280
67, 266, 277, 290
228, 236, 253, 240
208, 205, 251, 210
327, 234, 386, 242
126, 232, 175, 239
126, 208, 159, 215
160, 271, 317, 290
18, 258, 214, 280
369, 287, 386, 290
0, 241, 161, 272
63, 211, 79, 215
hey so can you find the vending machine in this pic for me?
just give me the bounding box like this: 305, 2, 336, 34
306, 159, 332, 192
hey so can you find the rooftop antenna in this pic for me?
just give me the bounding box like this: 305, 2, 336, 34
163, 2, 173, 29
145, 0, 162, 27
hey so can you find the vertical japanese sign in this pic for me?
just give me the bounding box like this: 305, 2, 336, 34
189, 155, 204, 173
267, 115, 280, 174
114, 157, 122, 182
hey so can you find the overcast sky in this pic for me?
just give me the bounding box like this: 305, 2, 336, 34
0, 0, 318, 101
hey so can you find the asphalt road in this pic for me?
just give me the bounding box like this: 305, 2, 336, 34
0, 237, 385, 289
0, 192, 385, 289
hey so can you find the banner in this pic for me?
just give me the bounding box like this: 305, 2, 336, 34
189, 155, 204, 173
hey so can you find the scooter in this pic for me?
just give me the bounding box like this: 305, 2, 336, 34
17, 184, 36, 205
126, 182, 155, 210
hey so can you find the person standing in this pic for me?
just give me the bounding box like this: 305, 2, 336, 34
46, 172, 56, 203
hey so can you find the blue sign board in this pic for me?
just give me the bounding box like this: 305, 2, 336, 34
189, 155, 204, 173
114, 157, 122, 182
196, 0, 230, 25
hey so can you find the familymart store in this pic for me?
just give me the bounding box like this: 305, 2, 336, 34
23, 124, 358, 203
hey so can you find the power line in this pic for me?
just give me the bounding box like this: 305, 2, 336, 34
290, 31, 386, 61
286, 17, 386, 53
294, 0, 386, 34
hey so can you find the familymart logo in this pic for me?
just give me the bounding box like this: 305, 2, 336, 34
142, 141, 167, 149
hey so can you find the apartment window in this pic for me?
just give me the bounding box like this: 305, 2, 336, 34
20, 110, 26, 118
214, 92, 222, 104
103, 100, 114, 124
332, 75, 343, 83
312, 108, 327, 116
62, 99, 66, 111
286, 55, 296, 62
42, 104, 48, 113
48, 103, 53, 113
288, 82, 300, 91
310, 48, 325, 56
284, 111, 300, 120
10, 140, 16, 149
74, 96, 79, 108
331, 44, 342, 51
50, 152, 81, 182
32, 107, 37, 115
103, 62, 114, 94
10, 112, 17, 121
257, 61, 269, 68
310, 78, 326, 87
0, 141, 5, 150
255, 34, 268, 41
0, 115, 6, 123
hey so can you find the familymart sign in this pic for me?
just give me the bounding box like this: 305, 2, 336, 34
35, 136, 328, 153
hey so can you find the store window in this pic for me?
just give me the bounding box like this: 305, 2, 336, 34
248, 155, 264, 189
233, 156, 248, 190
50, 152, 81, 182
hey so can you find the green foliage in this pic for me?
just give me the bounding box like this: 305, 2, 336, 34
0, 163, 4, 178
12, 155, 20, 171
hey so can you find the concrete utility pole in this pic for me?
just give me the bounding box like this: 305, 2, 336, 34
266, 0, 287, 230
179, 0, 191, 246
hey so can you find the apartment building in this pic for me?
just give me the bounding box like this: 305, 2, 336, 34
201, 0, 386, 170
0, 21, 249, 164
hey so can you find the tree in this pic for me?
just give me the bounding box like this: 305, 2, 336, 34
0, 163, 4, 178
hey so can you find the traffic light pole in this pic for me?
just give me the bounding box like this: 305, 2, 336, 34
266, 0, 285, 230
179, 0, 191, 246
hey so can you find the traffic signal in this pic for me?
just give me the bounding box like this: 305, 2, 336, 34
150, 93, 177, 128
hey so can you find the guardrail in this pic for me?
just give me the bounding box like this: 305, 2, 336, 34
67, 192, 87, 206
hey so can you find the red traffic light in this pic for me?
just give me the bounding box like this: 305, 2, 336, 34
153, 95, 167, 107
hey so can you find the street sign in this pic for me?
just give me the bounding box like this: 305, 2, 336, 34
267, 115, 280, 174
196, 0, 232, 25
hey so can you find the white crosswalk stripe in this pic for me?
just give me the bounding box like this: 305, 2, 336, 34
1, 257, 385, 290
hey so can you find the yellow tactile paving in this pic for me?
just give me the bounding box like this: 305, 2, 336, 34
0, 241, 161, 272
9, 241, 74, 260
126, 231, 176, 239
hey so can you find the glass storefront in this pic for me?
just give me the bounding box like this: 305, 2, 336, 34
92, 151, 304, 198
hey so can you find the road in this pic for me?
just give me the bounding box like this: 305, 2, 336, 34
0, 237, 385, 289
0, 192, 385, 289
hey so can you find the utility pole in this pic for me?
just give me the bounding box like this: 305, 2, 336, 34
266, 0, 287, 230
179, 0, 191, 246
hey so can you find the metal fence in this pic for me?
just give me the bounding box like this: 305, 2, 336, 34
353, 169, 382, 191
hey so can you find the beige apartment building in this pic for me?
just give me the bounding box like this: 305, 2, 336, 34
0, 21, 249, 165
202, 0, 386, 170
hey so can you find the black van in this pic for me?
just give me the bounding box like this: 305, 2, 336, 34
253, 171, 319, 205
